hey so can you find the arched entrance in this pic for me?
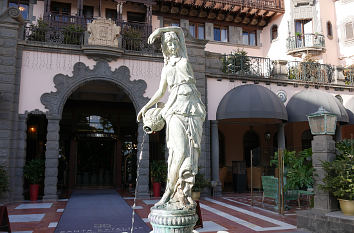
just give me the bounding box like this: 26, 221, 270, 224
40, 62, 151, 199
59, 80, 138, 194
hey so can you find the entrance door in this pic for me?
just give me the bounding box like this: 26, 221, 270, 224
76, 139, 115, 187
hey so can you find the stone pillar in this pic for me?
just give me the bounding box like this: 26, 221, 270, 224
116, 2, 123, 21
145, 4, 152, 35
136, 122, 150, 198
0, 8, 24, 202
185, 33, 211, 187
77, 0, 83, 16
311, 135, 338, 212
43, 115, 60, 200
211, 120, 222, 196
277, 123, 285, 149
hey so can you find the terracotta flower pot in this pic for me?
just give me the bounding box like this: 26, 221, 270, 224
30, 184, 39, 201
192, 191, 200, 201
152, 182, 161, 197
339, 199, 354, 216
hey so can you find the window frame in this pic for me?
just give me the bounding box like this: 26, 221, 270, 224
50, 1, 71, 15
345, 22, 354, 40
271, 24, 278, 41
326, 21, 333, 38
163, 18, 180, 27
213, 25, 228, 42
242, 30, 257, 46
189, 22, 205, 40
8, 0, 29, 19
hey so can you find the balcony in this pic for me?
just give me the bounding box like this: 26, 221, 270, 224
287, 61, 334, 84
287, 33, 325, 57
220, 53, 272, 78
153, 0, 284, 28
214, 53, 353, 86
24, 18, 158, 54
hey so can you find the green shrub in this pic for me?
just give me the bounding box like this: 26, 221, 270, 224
192, 172, 210, 192
321, 140, 354, 200
0, 165, 8, 193
221, 49, 251, 74
150, 160, 167, 183
23, 159, 45, 184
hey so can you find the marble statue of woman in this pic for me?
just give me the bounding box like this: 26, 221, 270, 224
137, 27, 206, 209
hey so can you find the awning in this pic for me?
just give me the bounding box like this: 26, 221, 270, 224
216, 84, 288, 121
344, 97, 354, 124
286, 89, 349, 123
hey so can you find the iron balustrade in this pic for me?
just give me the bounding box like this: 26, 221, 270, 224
221, 54, 272, 78
287, 61, 334, 84
344, 67, 354, 85
287, 33, 325, 52
24, 25, 84, 45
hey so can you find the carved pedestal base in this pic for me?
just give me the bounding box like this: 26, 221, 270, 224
148, 207, 198, 233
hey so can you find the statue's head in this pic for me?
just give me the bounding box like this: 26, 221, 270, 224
162, 31, 180, 57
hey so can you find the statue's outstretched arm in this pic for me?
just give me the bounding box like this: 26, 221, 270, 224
136, 72, 168, 122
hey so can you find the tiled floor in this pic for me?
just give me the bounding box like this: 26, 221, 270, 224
3, 192, 310, 233
5, 200, 67, 233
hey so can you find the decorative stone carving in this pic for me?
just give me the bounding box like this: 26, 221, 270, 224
277, 90, 287, 103
149, 208, 198, 233
40, 61, 149, 116
87, 18, 121, 47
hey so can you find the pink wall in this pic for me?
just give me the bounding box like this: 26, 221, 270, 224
19, 51, 164, 114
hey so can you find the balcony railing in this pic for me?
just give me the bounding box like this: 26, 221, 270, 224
221, 54, 271, 78
344, 67, 354, 85
24, 24, 159, 54
287, 61, 334, 84
24, 25, 84, 45
287, 34, 325, 54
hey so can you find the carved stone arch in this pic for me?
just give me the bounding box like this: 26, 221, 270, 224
40, 61, 149, 118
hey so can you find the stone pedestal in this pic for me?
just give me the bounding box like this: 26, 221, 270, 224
149, 207, 198, 233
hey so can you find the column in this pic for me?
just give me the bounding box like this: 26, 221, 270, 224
312, 135, 338, 212
136, 122, 150, 198
145, 4, 152, 34
211, 120, 222, 196
116, 2, 123, 22
277, 123, 285, 150
44, 0, 51, 16
76, 0, 83, 16
43, 115, 60, 200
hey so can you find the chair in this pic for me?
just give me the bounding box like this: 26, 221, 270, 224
261, 176, 299, 208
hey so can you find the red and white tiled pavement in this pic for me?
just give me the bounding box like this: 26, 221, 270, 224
5, 193, 309, 233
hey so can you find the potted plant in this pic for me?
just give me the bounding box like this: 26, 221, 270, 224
0, 165, 9, 198
192, 172, 210, 201
320, 140, 354, 215
150, 160, 167, 197
221, 49, 251, 74
23, 159, 45, 201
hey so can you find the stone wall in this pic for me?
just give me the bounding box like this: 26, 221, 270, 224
0, 7, 24, 201
185, 31, 211, 182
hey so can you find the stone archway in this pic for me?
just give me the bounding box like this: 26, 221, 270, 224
40, 61, 150, 199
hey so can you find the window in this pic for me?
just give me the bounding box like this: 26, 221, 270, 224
345, 22, 354, 39
295, 19, 312, 35
51, 1, 71, 15
8, 0, 29, 19
271, 25, 278, 40
243, 30, 256, 46
214, 26, 228, 42
327, 21, 333, 38
106, 9, 117, 21
127, 12, 145, 23
83, 6, 93, 19
189, 23, 205, 39
163, 19, 179, 27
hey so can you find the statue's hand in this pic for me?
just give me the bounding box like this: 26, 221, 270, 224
137, 106, 147, 122
148, 29, 162, 44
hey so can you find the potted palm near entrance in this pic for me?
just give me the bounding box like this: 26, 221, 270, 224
150, 160, 167, 197
192, 172, 210, 201
23, 159, 45, 201
320, 140, 354, 215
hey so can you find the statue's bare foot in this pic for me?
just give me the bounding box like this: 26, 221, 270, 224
154, 192, 170, 208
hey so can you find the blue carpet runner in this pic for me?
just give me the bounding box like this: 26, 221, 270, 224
55, 189, 150, 233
